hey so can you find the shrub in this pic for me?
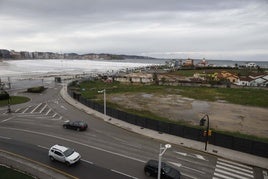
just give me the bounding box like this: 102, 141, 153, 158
27, 86, 46, 93
0, 91, 9, 100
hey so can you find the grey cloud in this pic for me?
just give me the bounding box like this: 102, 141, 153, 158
0, 0, 267, 60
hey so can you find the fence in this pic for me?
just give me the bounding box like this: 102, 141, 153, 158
68, 88, 268, 158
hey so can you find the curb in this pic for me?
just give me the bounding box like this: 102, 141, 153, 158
0, 149, 74, 179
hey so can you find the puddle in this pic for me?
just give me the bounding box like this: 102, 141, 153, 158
142, 93, 153, 98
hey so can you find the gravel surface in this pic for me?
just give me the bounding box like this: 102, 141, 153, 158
107, 92, 268, 138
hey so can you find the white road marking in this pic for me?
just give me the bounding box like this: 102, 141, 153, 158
15, 108, 21, 112
37, 145, 48, 150
175, 151, 187, 156
175, 151, 208, 161
217, 161, 253, 174
45, 109, 51, 115
181, 172, 198, 179
214, 158, 254, 179
194, 154, 206, 161
168, 161, 182, 168
218, 158, 252, 170
0, 117, 13, 123
61, 105, 67, 110
81, 159, 93, 165
182, 165, 206, 175
39, 104, 47, 113
31, 103, 42, 113
22, 107, 30, 113
111, 169, 139, 179
213, 172, 234, 179
0, 136, 11, 140
216, 164, 254, 178
263, 170, 268, 179
1, 126, 147, 163
215, 168, 250, 179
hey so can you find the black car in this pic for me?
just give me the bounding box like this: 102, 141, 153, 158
144, 160, 181, 179
63, 121, 88, 131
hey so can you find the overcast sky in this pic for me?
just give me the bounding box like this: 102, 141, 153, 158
0, 0, 268, 60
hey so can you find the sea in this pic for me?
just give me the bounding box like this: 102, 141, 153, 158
0, 59, 267, 89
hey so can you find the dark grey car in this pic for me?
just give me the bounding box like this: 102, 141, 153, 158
144, 160, 181, 179
63, 121, 88, 131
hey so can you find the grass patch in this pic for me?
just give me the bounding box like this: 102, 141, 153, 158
70, 79, 268, 142
0, 165, 34, 179
0, 96, 30, 107
77, 80, 268, 107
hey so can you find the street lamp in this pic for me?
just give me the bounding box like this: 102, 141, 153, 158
98, 89, 106, 116
158, 144, 171, 179
2, 90, 11, 113
200, 114, 210, 151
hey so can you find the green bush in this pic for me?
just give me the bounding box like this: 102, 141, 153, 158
0, 90, 10, 100
27, 86, 46, 93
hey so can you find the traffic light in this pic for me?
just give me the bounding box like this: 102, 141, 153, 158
200, 118, 206, 126
208, 130, 212, 136
203, 130, 212, 136
203, 130, 207, 136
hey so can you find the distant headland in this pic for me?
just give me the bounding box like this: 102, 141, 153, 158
0, 49, 155, 60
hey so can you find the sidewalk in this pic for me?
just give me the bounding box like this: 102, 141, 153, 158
60, 85, 268, 169
0, 149, 73, 179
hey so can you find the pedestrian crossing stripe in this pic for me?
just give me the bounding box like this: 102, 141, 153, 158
213, 158, 253, 179
218, 158, 252, 170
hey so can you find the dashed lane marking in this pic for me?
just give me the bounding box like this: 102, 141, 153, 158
0, 136, 11, 139
111, 169, 139, 179
0, 117, 14, 123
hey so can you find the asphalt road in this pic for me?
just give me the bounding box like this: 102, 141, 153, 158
0, 81, 264, 179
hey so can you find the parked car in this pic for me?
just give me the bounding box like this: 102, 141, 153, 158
144, 160, 181, 179
63, 120, 88, 131
48, 144, 81, 166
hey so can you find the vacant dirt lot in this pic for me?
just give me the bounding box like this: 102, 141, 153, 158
107, 92, 268, 138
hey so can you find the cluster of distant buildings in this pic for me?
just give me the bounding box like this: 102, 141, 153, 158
112, 70, 268, 87
111, 59, 268, 87
0, 49, 153, 60
165, 58, 260, 68
0, 49, 116, 60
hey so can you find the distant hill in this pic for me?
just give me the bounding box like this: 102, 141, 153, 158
0, 49, 155, 60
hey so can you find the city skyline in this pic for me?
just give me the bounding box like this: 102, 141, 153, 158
0, 0, 268, 61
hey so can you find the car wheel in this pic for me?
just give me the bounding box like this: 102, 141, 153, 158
145, 171, 151, 176
63, 125, 67, 129
65, 162, 70, 166
76, 128, 80, 131
49, 156, 55, 161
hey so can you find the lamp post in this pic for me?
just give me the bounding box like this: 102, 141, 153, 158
158, 144, 171, 179
2, 90, 11, 113
200, 114, 210, 151
98, 89, 106, 116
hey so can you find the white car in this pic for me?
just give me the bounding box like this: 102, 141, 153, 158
48, 144, 81, 166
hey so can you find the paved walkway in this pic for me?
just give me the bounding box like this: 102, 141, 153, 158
61, 85, 268, 169
0, 149, 71, 179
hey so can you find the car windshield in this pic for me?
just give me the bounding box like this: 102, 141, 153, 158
78, 121, 85, 125
162, 166, 172, 173
63, 148, 74, 157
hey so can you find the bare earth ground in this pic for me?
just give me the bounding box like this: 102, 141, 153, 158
107, 93, 268, 138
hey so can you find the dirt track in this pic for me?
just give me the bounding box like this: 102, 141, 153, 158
107, 92, 268, 138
